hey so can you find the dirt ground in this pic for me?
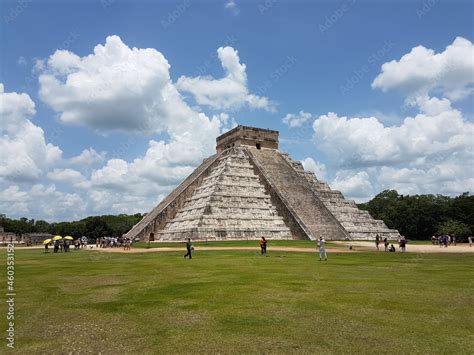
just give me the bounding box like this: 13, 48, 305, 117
335, 241, 474, 254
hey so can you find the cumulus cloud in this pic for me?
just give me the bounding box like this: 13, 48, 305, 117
176, 46, 274, 111
69, 148, 106, 166
47, 168, 85, 184
313, 97, 473, 169
38, 35, 220, 137
372, 37, 474, 101
331, 171, 374, 200
0, 36, 247, 220
283, 111, 312, 128
0, 184, 85, 220
301, 157, 326, 180
0, 84, 62, 181
378, 164, 474, 196
224, 0, 240, 15
312, 95, 473, 198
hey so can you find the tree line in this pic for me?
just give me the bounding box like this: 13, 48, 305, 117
0, 214, 143, 240
357, 191, 473, 240
1, 191, 472, 241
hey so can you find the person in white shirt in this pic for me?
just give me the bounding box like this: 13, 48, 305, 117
318, 237, 327, 261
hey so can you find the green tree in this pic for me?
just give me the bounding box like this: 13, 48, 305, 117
437, 220, 471, 241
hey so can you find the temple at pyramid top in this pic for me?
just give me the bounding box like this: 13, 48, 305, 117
125, 125, 399, 242
216, 125, 279, 153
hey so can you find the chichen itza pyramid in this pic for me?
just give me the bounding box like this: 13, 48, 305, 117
125, 126, 400, 241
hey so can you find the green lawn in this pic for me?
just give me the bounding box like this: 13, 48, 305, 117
133, 239, 342, 249
1, 248, 473, 353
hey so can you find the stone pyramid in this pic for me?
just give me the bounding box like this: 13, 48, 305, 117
125, 126, 399, 241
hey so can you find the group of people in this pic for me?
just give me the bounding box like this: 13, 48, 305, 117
375, 234, 407, 253
45, 235, 132, 253
431, 234, 458, 247
96, 236, 131, 250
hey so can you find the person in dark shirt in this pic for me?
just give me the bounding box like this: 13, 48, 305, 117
184, 238, 193, 259
259, 237, 267, 256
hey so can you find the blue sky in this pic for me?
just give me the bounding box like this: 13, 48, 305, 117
0, 0, 473, 221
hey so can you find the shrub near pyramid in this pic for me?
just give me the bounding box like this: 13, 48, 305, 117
125, 126, 400, 241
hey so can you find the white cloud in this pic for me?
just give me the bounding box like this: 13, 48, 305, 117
312, 95, 473, 199
301, 157, 326, 180
378, 164, 474, 196
0, 184, 85, 220
331, 171, 373, 200
0, 84, 62, 181
17, 56, 27, 66
283, 111, 312, 128
372, 36, 474, 101
47, 168, 85, 184
313, 97, 472, 169
224, 0, 240, 15
69, 148, 106, 166
176, 46, 274, 111
38, 35, 217, 136
1, 36, 245, 220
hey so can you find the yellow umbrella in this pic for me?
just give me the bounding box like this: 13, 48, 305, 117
64, 236, 73, 240
53, 235, 63, 241
43, 239, 52, 245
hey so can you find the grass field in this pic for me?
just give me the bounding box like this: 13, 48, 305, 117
133, 239, 324, 248
1, 245, 473, 353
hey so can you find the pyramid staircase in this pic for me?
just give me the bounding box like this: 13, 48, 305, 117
280, 154, 400, 240
156, 147, 292, 241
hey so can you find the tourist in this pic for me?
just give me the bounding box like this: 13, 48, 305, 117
81, 236, 88, 248
318, 237, 327, 261
468, 236, 473, 247
259, 237, 267, 256
399, 237, 407, 253
124, 238, 131, 251
389, 244, 396, 252
375, 234, 380, 251
44, 242, 49, 253
64, 239, 70, 252
184, 238, 193, 259
53, 239, 60, 253
383, 237, 389, 252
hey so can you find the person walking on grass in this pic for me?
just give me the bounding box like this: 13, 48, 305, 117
184, 238, 193, 259
259, 237, 267, 256
384, 237, 389, 252
318, 237, 327, 261
468, 236, 473, 247
375, 234, 380, 251
399, 236, 407, 253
